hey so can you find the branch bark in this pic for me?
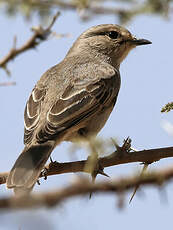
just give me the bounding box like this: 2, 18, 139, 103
1, 165, 173, 210
1, 145, 173, 185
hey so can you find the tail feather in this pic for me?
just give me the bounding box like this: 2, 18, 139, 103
7, 142, 54, 195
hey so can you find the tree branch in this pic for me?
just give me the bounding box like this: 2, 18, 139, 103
0, 12, 60, 74
0, 0, 171, 24
1, 144, 173, 185
1, 165, 173, 210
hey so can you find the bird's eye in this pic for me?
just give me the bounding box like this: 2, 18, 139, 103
108, 31, 119, 39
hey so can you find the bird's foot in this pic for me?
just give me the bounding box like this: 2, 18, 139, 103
41, 167, 49, 180
86, 155, 110, 198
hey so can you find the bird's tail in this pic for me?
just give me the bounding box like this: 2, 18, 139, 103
7, 142, 54, 195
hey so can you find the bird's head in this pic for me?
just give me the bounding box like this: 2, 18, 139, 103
67, 24, 151, 68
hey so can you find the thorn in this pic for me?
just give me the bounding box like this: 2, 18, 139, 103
89, 192, 93, 199
37, 179, 40, 185
3, 65, 11, 76
129, 163, 149, 204
98, 169, 110, 178
47, 11, 60, 31
50, 156, 53, 163
129, 185, 139, 204
122, 137, 132, 152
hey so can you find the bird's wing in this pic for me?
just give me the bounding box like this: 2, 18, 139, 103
24, 67, 120, 144
24, 85, 46, 144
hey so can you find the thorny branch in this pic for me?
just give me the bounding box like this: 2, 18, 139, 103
0, 12, 60, 75
1, 0, 172, 23
1, 165, 173, 209
1, 139, 173, 185
1, 139, 173, 209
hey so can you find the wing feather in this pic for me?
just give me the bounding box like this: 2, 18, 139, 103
36, 77, 118, 143
23, 64, 120, 145
24, 87, 46, 144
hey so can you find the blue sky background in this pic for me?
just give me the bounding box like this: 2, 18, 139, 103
0, 6, 173, 230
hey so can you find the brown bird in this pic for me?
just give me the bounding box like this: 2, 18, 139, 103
7, 24, 151, 195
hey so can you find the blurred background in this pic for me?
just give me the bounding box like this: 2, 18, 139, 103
0, 0, 173, 229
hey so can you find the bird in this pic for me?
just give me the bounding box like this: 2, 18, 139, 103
7, 24, 151, 195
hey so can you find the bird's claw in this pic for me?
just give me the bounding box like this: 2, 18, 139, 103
86, 156, 110, 181
41, 167, 48, 180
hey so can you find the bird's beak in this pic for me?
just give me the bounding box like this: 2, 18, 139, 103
130, 38, 152, 46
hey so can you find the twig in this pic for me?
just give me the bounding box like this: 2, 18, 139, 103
0, 12, 60, 74
1, 145, 173, 185
5, 0, 129, 15
1, 165, 173, 209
